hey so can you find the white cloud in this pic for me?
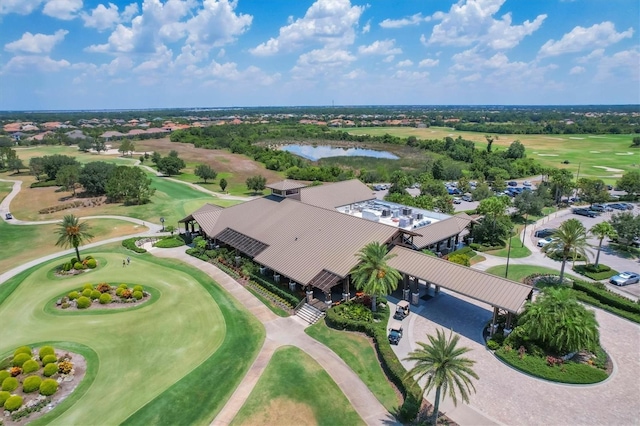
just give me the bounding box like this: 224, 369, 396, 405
461, 73, 481, 82
379, 13, 430, 29
419, 58, 439, 68
43, 0, 83, 20
251, 0, 365, 56
429, 0, 546, 49
291, 47, 356, 79
5, 29, 68, 54
539, 22, 634, 58
2, 55, 70, 73
569, 66, 585, 75
121, 3, 139, 21
362, 20, 371, 34
183, 0, 252, 49
358, 39, 401, 56
81, 3, 121, 31
397, 59, 413, 68
0, 0, 44, 15
577, 48, 605, 63
391, 70, 429, 80
595, 49, 640, 81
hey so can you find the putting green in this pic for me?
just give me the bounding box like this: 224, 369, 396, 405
0, 249, 264, 425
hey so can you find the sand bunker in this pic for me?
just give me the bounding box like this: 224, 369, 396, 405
589, 151, 601, 153
593, 166, 625, 172
537, 154, 559, 156
543, 137, 563, 141
569, 137, 585, 140
616, 152, 634, 156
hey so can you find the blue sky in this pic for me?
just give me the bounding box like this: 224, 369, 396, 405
0, 0, 638, 110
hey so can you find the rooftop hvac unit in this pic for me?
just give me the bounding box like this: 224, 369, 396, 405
415, 213, 424, 220
399, 217, 410, 228
392, 209, 400, 218
402, 207, 413, 216
362, 209, 380, 222
381, 209, 391, 217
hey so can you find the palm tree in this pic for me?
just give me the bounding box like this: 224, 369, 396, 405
589, 222, 617, 268
545, 218, 591, 283
404, 329, 478, 426
55, 214, 94, 261
350, 241, 401, 311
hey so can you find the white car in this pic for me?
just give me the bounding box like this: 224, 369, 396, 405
523, 181, 532, 187
537, 237, 554, 247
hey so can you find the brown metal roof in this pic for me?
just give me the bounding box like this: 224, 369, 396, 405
387, 246, 531, 313
412, 214, 472, 249
308, 269, 342, 292
214, 228, 269, 257
296, 179, 376, 209
266, 179, 307, 191
179, 203, 224, 223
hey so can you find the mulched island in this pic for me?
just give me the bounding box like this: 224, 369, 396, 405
57, 282, 150, 310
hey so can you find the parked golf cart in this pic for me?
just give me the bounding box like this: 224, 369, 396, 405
388, 321, 403, 345
393, 300, 410, 320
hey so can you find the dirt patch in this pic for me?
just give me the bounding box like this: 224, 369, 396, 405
235, 397, 316, 426
1, 350, 86, 426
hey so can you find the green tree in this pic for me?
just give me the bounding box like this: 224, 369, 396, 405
471, 182, 492, 201
41, 154, 80, 181
549, 169, 574, 204
55, 214, 94, 262
194, 164, 217, 183
219, 178, 228, 193
151, 151, 162, 165
165, 225, 176, 236
105, 166, 155, 205
589, 222, 617, 268
246, 175, 266, 194
516, 288, 599, 354
420, 179, 448, 198
157, 155, 186, 176
632, 136, 640, 147
513, 191, 544, 247
78, 161, 116, 195
119, 140, 135, 157
350, 242, 401, 312
55, 164, 80, 196
609, 212, 640, 248
577, 178, 609, 206
29, 157, 45, 181
404, 329, 478, 426
8, 157, 25, 173
485, 134, 496, 153
92, 139, 106, 153
544, 218, 591, 283
616, 170, 640, 199
505, 140, 526, 159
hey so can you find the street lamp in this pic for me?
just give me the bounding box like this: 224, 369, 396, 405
505, 228, 514, 279
160, 217, 165, 232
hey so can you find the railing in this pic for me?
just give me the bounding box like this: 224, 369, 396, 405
294, 298, 307, 313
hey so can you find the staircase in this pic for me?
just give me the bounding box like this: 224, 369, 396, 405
296, 303, 325, 324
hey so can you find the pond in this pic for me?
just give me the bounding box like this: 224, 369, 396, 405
280, 144, 399, 161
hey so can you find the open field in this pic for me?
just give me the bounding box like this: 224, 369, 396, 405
305, 320, 400, 412
485, 264, 579, 282
0, 218, 145, 274
346, 127, 640, 183
0, 247, 264, 425
231, 346, 364, 426
14, 145, 135, 166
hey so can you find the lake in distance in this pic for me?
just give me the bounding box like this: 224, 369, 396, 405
280, 144, 399, 161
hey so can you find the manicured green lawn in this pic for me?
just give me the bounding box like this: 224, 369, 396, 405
485, 264, 578, 282
0, 246, 264, 425
487, 235, 532, 258
305, 320, 400, 412
231, 346, 364, 426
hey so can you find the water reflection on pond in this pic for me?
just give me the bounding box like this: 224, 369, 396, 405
280, 144, 399, 161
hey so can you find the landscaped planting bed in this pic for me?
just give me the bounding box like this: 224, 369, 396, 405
54, 282, 150, 311
54, 255, 98, 276
0, 345, 85, 425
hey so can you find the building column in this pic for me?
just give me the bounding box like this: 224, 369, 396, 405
306, 286, 314, 303
342, 276, 350, 301
490, 306, 499, 336
410, 277, 420, 306
324, 291, 332, 306
402, 274, 410, 301
504, 312, 513, 336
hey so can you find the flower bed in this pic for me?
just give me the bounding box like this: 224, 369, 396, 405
55, 282, 150, 311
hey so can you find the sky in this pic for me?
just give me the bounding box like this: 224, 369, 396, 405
0, 0, 638, 110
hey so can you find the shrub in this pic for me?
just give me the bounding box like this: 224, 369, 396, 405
74, 261, 85, 270
12, 353, 32, 367
76, 296, 91, 309
133, 285, 143, 293
23, 375, 42, 393
573, 265, 617, 281
486, 339, 501, 350
58, 360, 73, 374
0, 391, 10, 406
13, 346, 32, 357
118, 283, 128, 289
2, 377, 19, 392
99, 293, 112, 304
62, 262, 73, 271
84, 255, 94, 261
42, 355, 57, 366
71, 258, 80, 265
22, 359, 39, 374
83, 283, 94, 290
4, 395, 23, 412
121, 289, 132, 299
448, 253, 471, 266
90, 290, 101, 300
39, 379, 58, 396
62, 302, 70, 309
81, 288, 92, 298
85, 258, 97, 268
43, 362, 58, 377
38, 346, 55, 360
154, 235, 185, 248
122, 238, 147, 253
0, 371, 9, 383
9, 367, 21, 377
68, 291, 80, 300
132, 290, 143, 300
96, 282, 111, 293
115, 288, 124, 297
573, 280, 640, 314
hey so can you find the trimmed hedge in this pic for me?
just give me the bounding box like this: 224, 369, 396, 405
13, 346, 32, 357
133, 285, 143, 293
81, 288, 92, 298
154, 236, 185, 248
325, 306, 422, 422
248, 274, 302, 307
42, 355, 57, 366
573, 280, 640, 314
574, 292, 640, 324
76, 296, 91, 309
99, 293, 112, 304
30, 180, 59, 188
2, 377, 19, 392
43, 362, 58, 377
0, 371, 10, 383
572, 265, 618, 281
448, 246, 475, 257
470, 243, 504, 252
122, 238, 147, 253
39, 379, 58, 396
68, 291, 80, 300
38, 346, 55, 360
23, 375, 42, 393
83, 283, 93, 290
90, 290, 101, 300
133, 291, 143, 300
12, 353, 32, 367
86, 258, 97, 269
4, 395, 23, 412
0, 391, 10, 406
22, 359, 39, 374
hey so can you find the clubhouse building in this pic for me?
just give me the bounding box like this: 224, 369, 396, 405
180, 179, 532, 329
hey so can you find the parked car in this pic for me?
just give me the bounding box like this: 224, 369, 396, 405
508, 181, 518, 187
606, 184, 613, 190
534, 228, 557, 238
453, 197, 462, 204
573, 208, 598, 217
5, 212, 12, 220
591, 204, 613, 212
619, 202, 635, 210
609, 272, 640, 286
537, 237, 555, 247
388, 321, 404, 345
462, 194, 473, 202
523, 181, 532, 187
609, 203, 627, 210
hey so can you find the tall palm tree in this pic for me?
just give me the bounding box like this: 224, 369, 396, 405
589, 222, 617, 268
350, 241, 401, 311
545, 218, 591, 283
55, 214, 94, 261
404, 329, 478, 426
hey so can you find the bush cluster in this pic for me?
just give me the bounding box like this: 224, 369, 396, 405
39, 346, 55, 360
81, 288, 92, 298
86, 258, 97, 269
133, 285, 143, 293
573, 265, 617, 281
68, 291, 80, 300
3, 395, 23, 412
99, 293, 112, 304
470, 243, 504, 252
23, 375, 42, 393
42, 355, 57, 366
22, 359, 39, 374
122, 238, 147, 253
572, 280, 640, 315
39, 379, 58, 396
12, 353, 32, 367
13, 346, 32, 357
2, 377, 19, 392
58, 360, 73, 375
43, 362, 58, 377
90, 290, 101, 300
132, 290, 143, 300
154, 236, 186, 248
73, 262, 85, 270
96, 283, 111, 293
76, 296, 91, 309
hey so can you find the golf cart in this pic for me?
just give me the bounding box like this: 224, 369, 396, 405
388, 321, 403, 345
394, 300, 410, 320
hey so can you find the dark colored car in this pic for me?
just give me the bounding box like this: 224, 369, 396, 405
619, 203, 635, 210
462, 194, 473, 202
609, 203, 627, 210
5, 212, 12, 220
591, 204, 613, 212
534, 228, 557, 238
508, 181, 518, 187
573, 208, 597, 217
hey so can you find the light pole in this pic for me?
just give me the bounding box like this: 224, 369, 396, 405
505, 228, 514, 279
160, 217, 165, 232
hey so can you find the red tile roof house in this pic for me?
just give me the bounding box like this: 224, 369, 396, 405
180, 179, 530, 327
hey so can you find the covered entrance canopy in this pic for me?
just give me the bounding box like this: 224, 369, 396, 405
387, 246, 532, 313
